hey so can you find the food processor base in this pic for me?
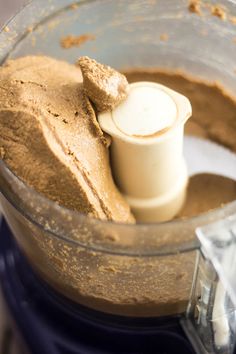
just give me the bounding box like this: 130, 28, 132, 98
0, 218, 195, 354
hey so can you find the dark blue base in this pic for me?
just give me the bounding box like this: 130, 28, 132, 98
0, 218, 195, 354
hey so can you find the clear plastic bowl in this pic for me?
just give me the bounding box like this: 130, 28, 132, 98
0, 0, 236, 317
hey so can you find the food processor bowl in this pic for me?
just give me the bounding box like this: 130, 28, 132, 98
0, 0, 236, 318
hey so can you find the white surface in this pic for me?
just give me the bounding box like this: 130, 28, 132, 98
184, 136, 236, 180
99, 82, 192, 222
112, 82, 177, 136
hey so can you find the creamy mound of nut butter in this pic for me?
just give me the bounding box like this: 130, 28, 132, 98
0, 55, 134, 223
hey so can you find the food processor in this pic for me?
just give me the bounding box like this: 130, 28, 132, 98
0, 0, 236, 353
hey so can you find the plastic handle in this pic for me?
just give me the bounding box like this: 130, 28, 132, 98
197, 215, 236, 309
182, 214, 236, 354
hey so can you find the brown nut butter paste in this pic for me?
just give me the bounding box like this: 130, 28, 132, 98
0, 56, 134, 223
0, 57, 236, 317
78, 56, 129, 112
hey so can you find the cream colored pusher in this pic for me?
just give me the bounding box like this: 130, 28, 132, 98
98, 81, 192, 222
